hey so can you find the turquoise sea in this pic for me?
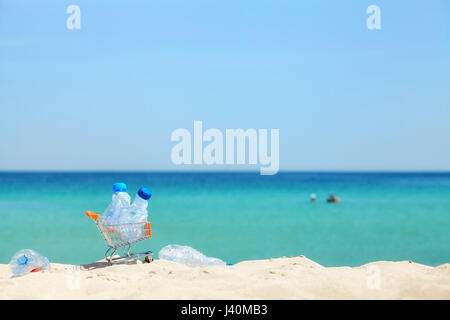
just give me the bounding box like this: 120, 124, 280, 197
0, 172, 449, 267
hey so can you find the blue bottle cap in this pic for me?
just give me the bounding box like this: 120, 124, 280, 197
112, 182, 127, 193
17, 255, 28, 266
137, 187, 152, 200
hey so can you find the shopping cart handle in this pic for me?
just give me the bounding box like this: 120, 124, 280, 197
145, 222, 152, 238
86, 211, 100, 220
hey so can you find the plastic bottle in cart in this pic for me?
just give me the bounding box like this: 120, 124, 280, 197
10, 249, 50, 276
119, 187, 152, 224
103, 182, 131, 225
118, 187, 152, 242
131, 187, 152, 222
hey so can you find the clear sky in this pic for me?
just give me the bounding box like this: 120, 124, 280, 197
1, 0, 449, 171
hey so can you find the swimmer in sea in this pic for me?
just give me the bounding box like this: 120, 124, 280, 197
327, 193, 340, 203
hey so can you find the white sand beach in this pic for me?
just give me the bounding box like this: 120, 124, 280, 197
1, 256, 449, 299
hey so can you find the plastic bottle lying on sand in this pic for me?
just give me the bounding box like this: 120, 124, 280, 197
10, 249, 50, 276
103, 182, 131, 225
158, 244, 226, 267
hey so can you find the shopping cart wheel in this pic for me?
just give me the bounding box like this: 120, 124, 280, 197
145, 255, 153, 263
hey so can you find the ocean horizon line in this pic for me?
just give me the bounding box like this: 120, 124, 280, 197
1, 170, 450, 174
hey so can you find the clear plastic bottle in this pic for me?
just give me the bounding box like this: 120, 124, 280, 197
10, 249, 50, 276
103, 182, 131, 225
131, 187, 152, 223
158, 244, 226, 267
119, 187, 152, 224
118, 187, 152, 242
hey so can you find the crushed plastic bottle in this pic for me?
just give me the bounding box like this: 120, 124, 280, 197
9, 249, 50, 276
103, 182, 131, 225
158, 244, 226, 267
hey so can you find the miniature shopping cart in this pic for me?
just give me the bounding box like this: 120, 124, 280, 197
86, 211, 153, 265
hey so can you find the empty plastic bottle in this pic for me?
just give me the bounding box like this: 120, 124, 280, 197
118, 187, 152, 242
10, 249, 50, 276
131, 187, 152, 223
103, 182, 131, 225
158, 244, 226, 267
119, 187, 152, 224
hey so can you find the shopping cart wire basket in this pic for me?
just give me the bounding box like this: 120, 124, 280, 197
86, 211, 153, 265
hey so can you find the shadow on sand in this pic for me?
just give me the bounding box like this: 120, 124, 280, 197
80, 259, 140, 271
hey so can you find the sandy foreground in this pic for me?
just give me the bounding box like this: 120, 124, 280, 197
1, 256, 449, 299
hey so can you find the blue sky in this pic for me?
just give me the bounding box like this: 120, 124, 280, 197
1, 0, 449, 171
